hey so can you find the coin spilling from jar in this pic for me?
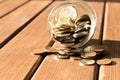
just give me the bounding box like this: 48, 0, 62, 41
32, 4, 112, 66
31, 44, 112, 66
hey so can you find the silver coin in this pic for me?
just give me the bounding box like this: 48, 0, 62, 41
73, 31, 88, 38
80, 59, 95, 66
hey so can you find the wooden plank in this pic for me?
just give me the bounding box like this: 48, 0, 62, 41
0, 0, 52, 48
99, 1, 120, 80
31, 1, 105, 80
0, 0, 29, 18
0, 0, 6, 3
0, 1, 53, 80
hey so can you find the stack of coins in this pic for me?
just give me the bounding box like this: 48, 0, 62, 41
52, 14, 91, 47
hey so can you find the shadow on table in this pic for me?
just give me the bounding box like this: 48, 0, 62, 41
86, 39, 120, 65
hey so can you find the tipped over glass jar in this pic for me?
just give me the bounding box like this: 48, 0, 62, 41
48, 0, 97, 48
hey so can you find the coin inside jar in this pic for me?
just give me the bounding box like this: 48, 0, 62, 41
57, 6, 77, 25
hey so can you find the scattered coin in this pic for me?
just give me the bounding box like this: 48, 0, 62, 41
45, 47, 58, 53
96, 58, 112, 65
31, 47, 58, 55
84, 45, 108, 53
58, 49, 68, 55
81, 51, 97, 59
57, 54, 69, 59
31, 48, 45, 55
80, 59, 95, 66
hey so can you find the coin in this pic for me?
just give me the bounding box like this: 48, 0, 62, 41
81, 51, 97, 59
61, 37, 75, 43
70, 56, 81, 60
75, 15, 90, 27
45, 47, 58, 53
94, 48, 104, 53
84, 45, 105, 53
57, 6, 77, 25
55, 33, 70, 37
75, 25, 90, 33
60, 42, 74, 47
79, 14, 90, 22
73, 31, 88, 38
80, 59, 95, 66
96, 59, 112, 65
31, 47, 58, 55
84, 46, 91, 53
57, 54, 69, 59
58, 49, 68, 55
31, 48, 45, 55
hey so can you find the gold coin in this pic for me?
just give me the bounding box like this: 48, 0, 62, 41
80, 59, 95, 66
56, 33, 70, 37
57, 6, 77, 25
31, 48, 45, 55
81, 51, 96, 59
45, 47, 58, 53
96, 59, 112, 65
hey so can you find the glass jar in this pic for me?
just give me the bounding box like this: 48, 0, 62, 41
48, 0, 97, 48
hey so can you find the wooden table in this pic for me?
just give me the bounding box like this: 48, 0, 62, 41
0, 0, 120, 80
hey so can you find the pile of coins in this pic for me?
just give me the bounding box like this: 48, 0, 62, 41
31, 45, 112, 66
56, 44, 111, 65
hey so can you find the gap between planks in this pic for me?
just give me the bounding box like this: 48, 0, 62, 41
0, 0, 53, 48
99, 0, 120, 80
0, 0, 30, 18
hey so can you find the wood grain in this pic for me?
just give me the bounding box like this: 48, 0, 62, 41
99, 0, 120, 80
0, 0, 52, 48
0, 0, 29, 18
0, 1, 53, 80
31, 1, 105, 80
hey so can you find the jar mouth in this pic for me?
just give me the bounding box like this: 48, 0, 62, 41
48, 0, 97, 47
